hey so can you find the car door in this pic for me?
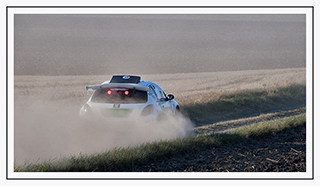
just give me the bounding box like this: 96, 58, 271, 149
152, 84, 173, 113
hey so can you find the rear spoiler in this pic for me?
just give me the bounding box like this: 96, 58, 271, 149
86, 83, 149, 95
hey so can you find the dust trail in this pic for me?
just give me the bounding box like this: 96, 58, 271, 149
14, 97, 194, 166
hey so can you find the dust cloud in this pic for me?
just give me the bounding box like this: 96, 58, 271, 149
14, 96, 194, 166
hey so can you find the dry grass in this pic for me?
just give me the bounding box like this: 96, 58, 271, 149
14, 67, 306, 103
179, 83, 305, 124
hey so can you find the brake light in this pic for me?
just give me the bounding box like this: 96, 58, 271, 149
107, 89, 129, 96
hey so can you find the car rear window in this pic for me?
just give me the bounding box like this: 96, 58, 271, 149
91, 88, 148, 104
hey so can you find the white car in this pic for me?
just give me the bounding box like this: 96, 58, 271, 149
80, 75, 180, 121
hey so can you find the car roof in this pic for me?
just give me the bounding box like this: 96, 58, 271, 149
102, 75, 154, 88
101, 80, 152, 87
86, 76, 154, 94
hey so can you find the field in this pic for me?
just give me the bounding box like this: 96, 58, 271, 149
13, 67, 306, 169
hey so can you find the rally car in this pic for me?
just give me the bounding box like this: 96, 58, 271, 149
79, 75, 180, 120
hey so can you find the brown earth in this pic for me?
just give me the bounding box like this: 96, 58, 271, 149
117, 125, 306, 172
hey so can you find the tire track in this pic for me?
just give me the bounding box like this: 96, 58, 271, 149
194, 106, 306, 135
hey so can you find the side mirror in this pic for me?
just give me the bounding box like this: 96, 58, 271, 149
167, 94, 174, 100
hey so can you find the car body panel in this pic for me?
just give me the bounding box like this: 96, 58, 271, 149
80, 75, 179, 121
86, 82, 149, 95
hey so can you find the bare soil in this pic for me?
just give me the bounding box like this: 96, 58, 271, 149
128, 125, 306, 172
14, 15, 306, 76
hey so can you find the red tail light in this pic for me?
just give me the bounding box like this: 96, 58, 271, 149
107, 89, 129, 96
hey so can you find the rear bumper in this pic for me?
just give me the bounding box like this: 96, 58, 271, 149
79, 104, 159, 122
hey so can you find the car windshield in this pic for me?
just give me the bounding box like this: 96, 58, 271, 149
91, 88, 148, 104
